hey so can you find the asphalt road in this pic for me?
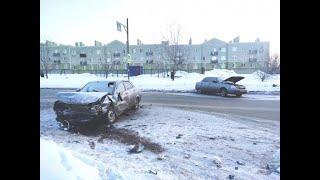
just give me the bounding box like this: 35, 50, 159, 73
40, 89, 279, 122
141, 92, 280, 121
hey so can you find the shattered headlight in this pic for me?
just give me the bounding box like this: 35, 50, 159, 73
91, 105, 102, 112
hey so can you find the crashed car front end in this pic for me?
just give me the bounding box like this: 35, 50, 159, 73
53, 92, 114, 128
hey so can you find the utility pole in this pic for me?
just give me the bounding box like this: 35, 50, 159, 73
126, 18, 130, 80
116, 18, 130, 80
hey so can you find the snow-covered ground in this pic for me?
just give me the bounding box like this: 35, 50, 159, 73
40, 69, 280, 92
41, 105, 280, 179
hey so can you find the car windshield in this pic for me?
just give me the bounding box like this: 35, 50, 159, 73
80, 81, 114, 93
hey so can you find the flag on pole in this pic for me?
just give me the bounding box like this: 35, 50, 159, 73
116, 21, 122, 32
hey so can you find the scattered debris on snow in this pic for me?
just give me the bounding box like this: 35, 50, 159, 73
128, 143, 145, 153
236, 160, 246, 166
212, 156, 222, 168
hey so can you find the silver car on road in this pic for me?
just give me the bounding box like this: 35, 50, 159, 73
195, 76, 247, 97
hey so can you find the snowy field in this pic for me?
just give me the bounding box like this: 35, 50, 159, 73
41, 105, 280, 180
40, 69, 280, 92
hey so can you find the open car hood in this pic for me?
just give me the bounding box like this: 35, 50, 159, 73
223, 76, 245, 83
56, 92, 111, 104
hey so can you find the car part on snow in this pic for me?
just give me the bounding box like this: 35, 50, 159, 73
228, 174, 235, 179
128, 143, 144, 153
89, 141, 95, 150
212, 156, 222, 168
157, 154, 166, 160
148, 169, 158, 175
236, 160, 246, 165
176, 134, 183, 139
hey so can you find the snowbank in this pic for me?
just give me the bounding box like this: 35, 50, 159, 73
40, 70, 280, 92
40, 138, 101, 180
40, 138, 130, 180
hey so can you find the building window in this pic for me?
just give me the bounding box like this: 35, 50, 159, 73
232, 47, 237, 51
202, 56, 206, 60
63, 50, 67, 54
220, 47, 226, 52
53, 53, 60, 57
232, 55, 237, 61
249, 58, 257, 62
140, 49, 143, 53
133, 49, 136, 54
146, 51, 153, 56
221, 56, 226, 61
123, 50, 126, 54
80, 53, 87, 58
80, 61, 87, 66
249, 50, 258, 54
96, 50, 101, 55
210, 51, 218, 56
113, 52, 120, 57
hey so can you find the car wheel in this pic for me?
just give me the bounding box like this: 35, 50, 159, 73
220, 88, 228, 97
236, 94, 242, 97
197, 89, 202, 94
106, 108, 116, 124
132, 97, 140, 110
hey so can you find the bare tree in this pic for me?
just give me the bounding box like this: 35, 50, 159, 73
256, 70, 270, 82
99, 57, 114, 79
267, 54, 280, 74
161, 23, 185, 80
40, 57, 50, 79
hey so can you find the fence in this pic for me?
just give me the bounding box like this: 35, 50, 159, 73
46, 63, 267, 75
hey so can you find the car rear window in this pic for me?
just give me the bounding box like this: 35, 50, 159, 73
202, 77, 216, 82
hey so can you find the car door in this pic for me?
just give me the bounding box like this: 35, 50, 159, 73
208, 78, 219, 93
123, 81, 135, 107
201, 77, 211, 92
114, 82, 129, 114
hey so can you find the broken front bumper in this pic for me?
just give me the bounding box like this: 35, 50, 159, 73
55, 109, 105, 125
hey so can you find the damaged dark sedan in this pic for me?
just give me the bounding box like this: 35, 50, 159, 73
53, 80, 141, 130
195, 76, 247, 97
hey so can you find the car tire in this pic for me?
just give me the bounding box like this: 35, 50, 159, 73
197, 89, 202, 94
220, 88, 228, 97
106, 107, 116, 124
236, 94, 242, 97
132, 97, 140, 110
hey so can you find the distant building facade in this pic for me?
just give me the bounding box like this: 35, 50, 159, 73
40, 37, 270, 73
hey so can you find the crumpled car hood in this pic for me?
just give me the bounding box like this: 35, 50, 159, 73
56, 92, 111, 104
224, 76, 245, 83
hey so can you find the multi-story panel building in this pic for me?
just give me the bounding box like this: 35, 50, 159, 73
40, 37, 270, 73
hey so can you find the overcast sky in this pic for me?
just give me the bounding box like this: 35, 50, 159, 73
40, 0, 280, 54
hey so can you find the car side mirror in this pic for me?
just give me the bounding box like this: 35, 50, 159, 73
76, 89, 81, 92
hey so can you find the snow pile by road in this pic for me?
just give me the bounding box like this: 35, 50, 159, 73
40, 138, 127, 180
40, 69, 280, 92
